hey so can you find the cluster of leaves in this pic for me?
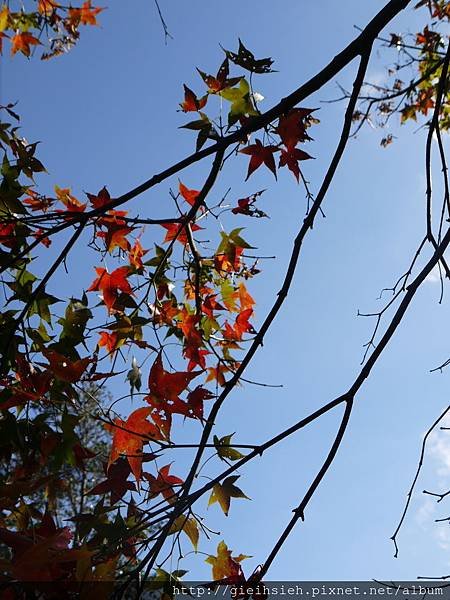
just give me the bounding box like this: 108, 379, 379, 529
0, 20, 320, 590
0, 0, 103, 59
180, 39, 317, 182
351, 0, 450, 142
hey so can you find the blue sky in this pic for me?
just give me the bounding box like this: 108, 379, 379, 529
4, 0, 450, 582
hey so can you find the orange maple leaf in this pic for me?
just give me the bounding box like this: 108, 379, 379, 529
105, 407, 160, 482
128, 239, 148, 270
179, 181, 200, 207
98, 331, 119, 354
161, 222, 202, 245
97, 222, 133, 252
68, 1, 104, 27
38, 0, 60, 16
238, 282, 255, 311
11, 33, 41, 57
87, 266, 133, 313
54, 185, 86, 212
206, 541, 246, 582
214, 246, 244, 274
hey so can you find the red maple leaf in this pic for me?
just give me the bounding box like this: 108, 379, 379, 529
88, 457, 136, 504
202, 294, 226, 318
179, 84, 208, 112
87, 266, 133, 313
147, 353, 201, 406
42, 350, 90, 383
186, 386, 214, 420
86, 185, 112, 209
239, 139, 279, 180
23, 190, 54, 212
144, 464, 183, 503
279, 147, 313, 182
276, 108, 314, 149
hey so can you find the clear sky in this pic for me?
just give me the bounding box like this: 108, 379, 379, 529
4, 0, 450, 582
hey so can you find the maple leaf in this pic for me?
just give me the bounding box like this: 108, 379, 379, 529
151, 299, 180, 326
0, 521, 76, 582
206, 540, 248, 581
169, 515, 199, 550
220, 78, 258, 124
11, 33, 41, 57
5, 355, 52, 408
97, 221, 133, 252
224, 308, 256, 342
105, 407, 160, 482
206, 362, 239, 387
38, 0, 60, 16
223, 39, 275, 74
54, 185, 86, 212
98, 331, 119, 354
179, 84, 208, 112
23, 190, 54, 212
186, 386, 214, 420
214, 433, 245, 462
276, 108, 315, 149
279, 148, 313, 182
147, 353, 201, 408
87, 266, 133, 313
239, 282, 255, 311
178, 181, 200, 207
197, 57, 241, 93
202, 294, 226, 318
0, 223, 17, 248
215, 228, 253, 274
68, 1, 104, 27
86, 185, 111, 209
417, 87, 435, 115
240, 139, 279, 180
208, 476, 249, 516
161, 222, 202, 245
175, 308, 208, 370
144, 464, 183, 503
184, 344, 209, 371
128, 239, 148, 270
177, 309, 202, 344
88, 458, 136, 504
73, 443, 96, 470
42, 350, 90, 383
